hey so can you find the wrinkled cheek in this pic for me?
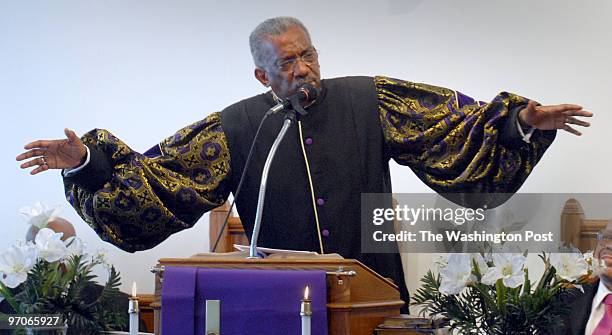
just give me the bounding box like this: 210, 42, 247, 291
601, 268, 612, 284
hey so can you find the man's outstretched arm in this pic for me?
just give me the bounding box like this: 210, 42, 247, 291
16, 113, 232, 252
375, 76, 593, 197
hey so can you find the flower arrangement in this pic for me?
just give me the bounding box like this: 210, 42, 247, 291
412, 251, 594, 334
0, 204, 125, 334
19, 202, 61, 230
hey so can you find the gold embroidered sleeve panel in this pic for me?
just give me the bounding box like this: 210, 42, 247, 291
63, 112, 231, 252
375, 76, 556, 194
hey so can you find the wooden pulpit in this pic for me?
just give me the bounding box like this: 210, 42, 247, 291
560, 198, 609, 252
150, 253, 403, 334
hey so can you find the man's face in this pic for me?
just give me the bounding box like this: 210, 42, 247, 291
594, 227, 612, 285
255, 26, 321, 99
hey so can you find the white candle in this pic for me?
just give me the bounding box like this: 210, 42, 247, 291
300, 286, 311, 335
128, 281, 139, 335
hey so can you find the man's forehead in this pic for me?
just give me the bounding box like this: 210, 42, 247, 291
264, 27, 312, 57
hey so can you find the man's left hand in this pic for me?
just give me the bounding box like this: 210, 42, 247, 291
518, 100, 593, 136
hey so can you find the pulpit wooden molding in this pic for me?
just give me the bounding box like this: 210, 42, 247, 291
209, 203, 248, 252
151, 255, 403, 335
135, 294, 155, 332
560, 198, 609, 252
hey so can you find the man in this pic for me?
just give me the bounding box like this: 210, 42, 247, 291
16, 17, 592, 312
556, 223, 612, 335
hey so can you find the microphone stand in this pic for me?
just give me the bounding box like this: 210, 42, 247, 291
248, 108, 298, 258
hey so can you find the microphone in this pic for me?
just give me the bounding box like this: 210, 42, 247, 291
267, 83, 318, 115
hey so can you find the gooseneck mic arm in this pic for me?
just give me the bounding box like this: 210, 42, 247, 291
248, 84, 318, 258
248, 111, 296, 258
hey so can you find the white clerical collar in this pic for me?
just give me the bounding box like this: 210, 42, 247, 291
271, 89, 282, 104
592, 279, 612, 309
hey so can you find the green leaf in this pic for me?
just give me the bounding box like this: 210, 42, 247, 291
0, 281, 22, 313
495, 279, 507, 315
521, 267, 531, 297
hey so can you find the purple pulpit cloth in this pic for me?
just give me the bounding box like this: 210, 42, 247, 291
161, 266, 197, 334
162, 267, 328, 335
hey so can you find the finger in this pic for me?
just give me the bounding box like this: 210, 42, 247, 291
566, 117, 590, 127
539, 104, 583, 113
20, 157, 47, 169
64, 128, 79, 142
30, 164, 50, 175
563, 124, 582, 136
564, 109, 593, 117
15, 149, 47, 161
24, 140, 53, 150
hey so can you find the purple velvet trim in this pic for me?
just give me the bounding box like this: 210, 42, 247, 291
143, 144, 162, 158
455, 91, 475, 109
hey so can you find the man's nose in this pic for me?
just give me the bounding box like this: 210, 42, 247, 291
293, 59, 310, 77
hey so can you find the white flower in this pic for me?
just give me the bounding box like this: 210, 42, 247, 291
440, 254, 475, 295
471, 253, 489, 274
481, 253, 526, 288
19, 202, 61, 229
434, 254, 449, 269
0, 244, 38, 288
92, 248, 109, 264
492, 208, 529, 234
34, 228, 68, 262
64, 236, 84, 257
92, 248, 112, 270
93, 248, 107, 261
550, 253, 588, 281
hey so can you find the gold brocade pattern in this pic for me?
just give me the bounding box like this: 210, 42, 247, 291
375, 76, 555, 194
65, 112, 231, 251
64, 77, 555, 252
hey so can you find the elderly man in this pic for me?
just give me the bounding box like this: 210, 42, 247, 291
557, 224, 612, 335
16, 17, 592, 312
589, 225, 612, 334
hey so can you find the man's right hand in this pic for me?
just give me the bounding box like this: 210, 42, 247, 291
16, 128, 87, 175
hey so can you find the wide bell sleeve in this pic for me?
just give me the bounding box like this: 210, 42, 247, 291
375, 76, 556, 197
63, 112, 231, 252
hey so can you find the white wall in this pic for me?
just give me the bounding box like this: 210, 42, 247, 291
2, 0, 611, 295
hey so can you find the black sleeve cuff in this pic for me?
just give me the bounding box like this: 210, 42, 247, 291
499, 104, 532, 148
62, 143, 114, 192
499, 104, 557, 148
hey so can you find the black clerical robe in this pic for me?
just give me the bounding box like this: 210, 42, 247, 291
63, 76, 556, 311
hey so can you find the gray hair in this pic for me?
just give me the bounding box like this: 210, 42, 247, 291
249, 17, 311, 69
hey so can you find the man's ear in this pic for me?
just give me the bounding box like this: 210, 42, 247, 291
254, 68, 269, 87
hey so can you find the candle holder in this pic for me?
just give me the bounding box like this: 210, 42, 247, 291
300, 299, 312, 317
301, 286, 312, 335
128, 297, 140, 314
129, 282, 140, 335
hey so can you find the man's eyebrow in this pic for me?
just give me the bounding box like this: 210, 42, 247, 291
282, 47, 315, 59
